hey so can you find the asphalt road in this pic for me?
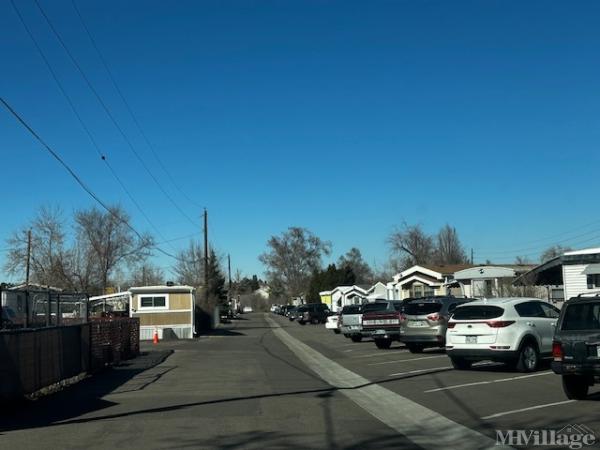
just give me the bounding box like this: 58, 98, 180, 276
1, 313, 599, 449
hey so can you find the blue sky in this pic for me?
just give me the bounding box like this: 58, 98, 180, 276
2, 0, 600, 281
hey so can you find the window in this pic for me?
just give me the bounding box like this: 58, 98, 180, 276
452, 305, 504, 320
139, 296, 167, 309
404, 301, 442, 316
562, 303, 600, 330
539, 302, 560, 319
411, 284, 435, 298
587, 274, 600, 289
514, 302, 545, 318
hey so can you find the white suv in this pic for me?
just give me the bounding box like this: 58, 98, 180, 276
446, 298, 560, 372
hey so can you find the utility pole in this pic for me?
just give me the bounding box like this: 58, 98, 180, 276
471, 248, 474, 265
227, 254, 232, 304
26, 229, 32, 286
204, 208, 209, 305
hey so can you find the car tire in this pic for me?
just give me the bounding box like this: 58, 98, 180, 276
407, 344, 424, 354
351, 335, 362, 343
375, 339, 392, 349
311, 318, 319, 325
450, 357, 472, 370
515, 341, 539, 373
333, 329, 341, 334
298, 320, 306, 326
562, 375, 589, 400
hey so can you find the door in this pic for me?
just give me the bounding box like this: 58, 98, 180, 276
514, 302, 549, 352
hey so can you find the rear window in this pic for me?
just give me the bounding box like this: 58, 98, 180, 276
404, 302, 442, 315
362, 302, 389, 313
341, 305, 361, 314
452, 305, 504, 320
562, 303, 600, 330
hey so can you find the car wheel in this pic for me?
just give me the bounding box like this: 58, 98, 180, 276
350, 335, 362, 343
375, 339, 392, 349
333, 329, 341, 334
311, 318, 319, 325
562, 375, 590, 400
515, 341, 539, 372
450, 357, 472, 370
298, 320, 306, 326
407, 344, 424, 354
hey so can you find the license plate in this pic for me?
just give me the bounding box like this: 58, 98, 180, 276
409, 320, 427, 328
466, 336, 478, 344
373, 329, 386, 335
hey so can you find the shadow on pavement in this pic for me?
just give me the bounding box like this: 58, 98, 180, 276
0, 350, 173, 434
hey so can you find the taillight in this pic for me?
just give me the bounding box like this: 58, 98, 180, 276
552, 341, 564, 361
399, 313, 407, 323
447, 322, 456, 329
427, 313, 445, 322
486, 320, 515, 328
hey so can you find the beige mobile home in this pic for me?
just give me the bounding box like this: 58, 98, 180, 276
129, 285, 195, 340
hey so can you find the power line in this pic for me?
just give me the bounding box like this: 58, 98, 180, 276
70, 0, 203, 210
9, 0, 181, 255
0, 95, 187, 263
31, 0, 198, 228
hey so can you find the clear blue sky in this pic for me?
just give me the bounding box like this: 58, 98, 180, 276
2, 0, 600, 281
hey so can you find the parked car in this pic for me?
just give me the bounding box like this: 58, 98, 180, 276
340, 304, 364, 342
400, 296, 473, 353
287, 306, 299, 321
361, 300, 406, 349
552, 293, 600, 399
298, 303, 330, 325
325, 313, 341, 333
341, 300, 391, 342
446, 298, 560, 371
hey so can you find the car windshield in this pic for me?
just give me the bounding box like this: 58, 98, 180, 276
404, 302, 442, 315
362, 302, 389, 313
297, 306, 308, 312
451, 305, 504, 320
562, 303, 600, 330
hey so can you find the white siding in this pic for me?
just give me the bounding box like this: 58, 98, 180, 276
563, 264, 592, 300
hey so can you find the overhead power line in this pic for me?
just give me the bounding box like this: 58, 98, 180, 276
9, 0, 180, 255
31, 0, 198, 229
0, 95, 188, 263
70, 0, 203, 210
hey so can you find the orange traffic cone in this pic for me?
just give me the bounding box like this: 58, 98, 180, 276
153, 328, 159, 344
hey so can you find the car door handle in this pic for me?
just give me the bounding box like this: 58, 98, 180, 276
526, 322, 536, 327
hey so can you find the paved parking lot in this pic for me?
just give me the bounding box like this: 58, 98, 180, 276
270, 312, 600, 445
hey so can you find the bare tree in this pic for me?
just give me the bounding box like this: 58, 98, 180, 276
540, 245, 571, 263
75, 206, 154, 292
435, 224, 469, 265
514, 255, 532, 265
172, 240, 204, 287
387, 223, 435, 270
259, 227, 331, 299
129, 262, 165, 286
338, 247, 374, 284
4, 206, 73, 288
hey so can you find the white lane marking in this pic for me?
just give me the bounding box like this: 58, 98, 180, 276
425, 371, 553, 393
344, 349, 354, 353
369, 355, 447, 366
481, 400, 576, 420
388, 366, 452, 377
353, 350, 409, 358
265, 315, 508, 450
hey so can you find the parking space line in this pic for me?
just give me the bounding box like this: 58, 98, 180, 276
353, 350, 409, 358
424, 371, 553, 393
369, 355, 447, 366
481, 400, 575, 420
389, 366, 452, 377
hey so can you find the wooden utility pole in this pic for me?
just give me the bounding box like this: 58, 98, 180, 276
204, 208, 209, 305
471, 248, 474, 265
25, 229, 32, 286
227, 254, 232, 304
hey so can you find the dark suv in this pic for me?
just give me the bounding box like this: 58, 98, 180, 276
552, 293, 600, 399
297, 303, 331, 325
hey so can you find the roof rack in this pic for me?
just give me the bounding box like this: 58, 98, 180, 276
575, 291, 600, 298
